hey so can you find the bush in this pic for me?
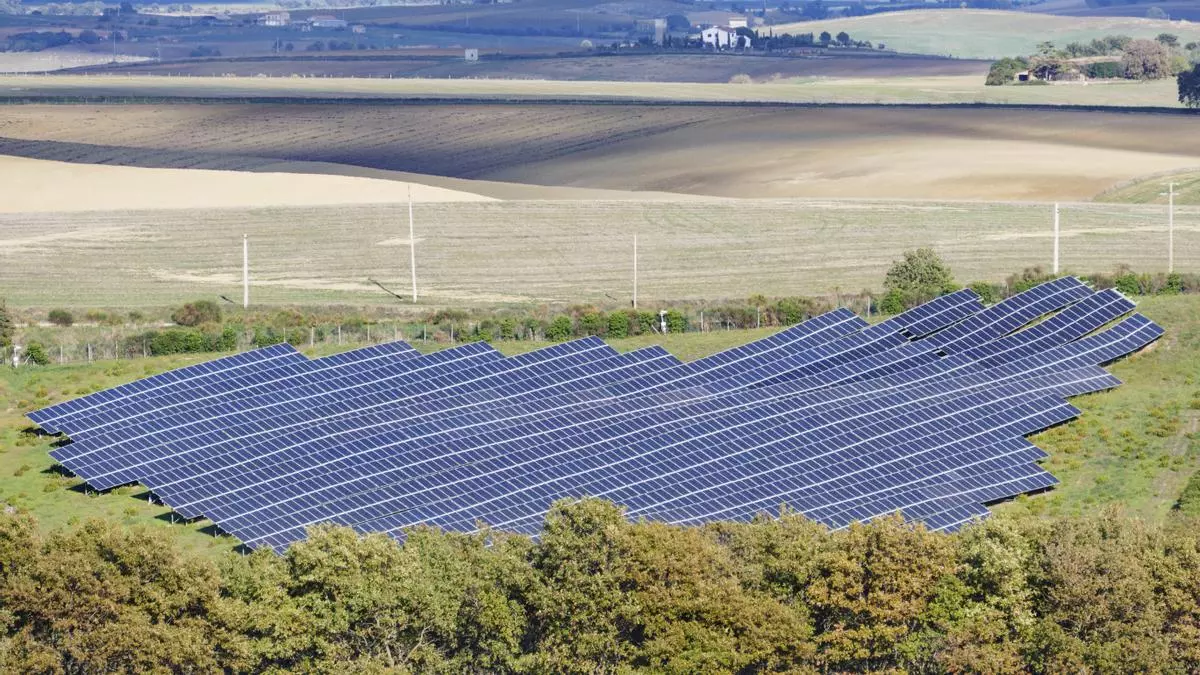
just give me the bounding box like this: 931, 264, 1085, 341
498, 318, 516, 340
607, 311, 629, 339
1114, 271, 1141, 296
0, 300, 11, 348
985, 56, 1029, 85
25, 342, 50, 366
883, 248, 956, 307
580, 312, 606, 336
879, 289, 905, 315
968, 282, 1000, 305
1085, 60, 1123, 79
728, 73, 752, 84
546, 315, 573, 342
47, 309, 73, 327
171, 300, 221, 327
665, 309, 687, 334
1177, 471, 1200, 516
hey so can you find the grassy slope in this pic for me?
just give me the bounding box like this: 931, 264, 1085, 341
1, 300, 1196, 558
775, 9, 1200, 60
1098, 170, 1200, 204
0, 73, 1184, 107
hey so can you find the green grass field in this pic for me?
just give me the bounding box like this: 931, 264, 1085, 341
1099, 170, 1200, 205
777, 9, 1200, 60
0, 297, 1196, 558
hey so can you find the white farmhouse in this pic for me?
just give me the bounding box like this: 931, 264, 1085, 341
702, 25, 750, 50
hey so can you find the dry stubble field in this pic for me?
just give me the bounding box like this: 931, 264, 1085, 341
1, 98, 1198, 308
0, 199, 1194, 308
3, 103, 1200, 200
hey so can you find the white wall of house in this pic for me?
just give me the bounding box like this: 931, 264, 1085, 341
702, 26, 750, 49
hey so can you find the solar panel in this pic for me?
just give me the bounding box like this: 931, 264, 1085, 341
27, 279, 1163, 551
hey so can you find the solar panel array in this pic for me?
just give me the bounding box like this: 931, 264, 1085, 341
29, 278, 1162, 551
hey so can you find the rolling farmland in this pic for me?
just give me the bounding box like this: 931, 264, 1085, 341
2, 103, 1199, 200
0, 199, 1193, 308
777, 9, 1200, 59
0, 73, 1186, 108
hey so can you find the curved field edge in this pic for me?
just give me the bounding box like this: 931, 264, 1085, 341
0, 74, 1187, 108
0, 295, 1196, 558
774, 9, 1200, 60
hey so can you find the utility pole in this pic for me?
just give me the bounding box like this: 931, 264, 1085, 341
632, 234, 638, 309
242, 234, 249, 309
1052, 203, 1060, 275
1169, 182, 1175, 273
408, 185, 418, 303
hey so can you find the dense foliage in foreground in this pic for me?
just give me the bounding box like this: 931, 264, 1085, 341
0, 499, 1198, 673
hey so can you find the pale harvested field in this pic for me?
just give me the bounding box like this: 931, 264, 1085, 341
84, 54, 988, 82
0, 200, 1195, 308
2, 103, 1200, 200
0, 74, 1184, 107
777, 10, 1200, 59
0, 155, 493, 213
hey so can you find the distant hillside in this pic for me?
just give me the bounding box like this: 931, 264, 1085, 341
773, 10, 1200, 59
1097, 170, 1200, 204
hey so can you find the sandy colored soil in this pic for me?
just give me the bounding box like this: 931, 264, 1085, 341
81, 53, 988, 82
0, 155, 494, 213
0, 74, 1185, 108
2, 104, 1199, 201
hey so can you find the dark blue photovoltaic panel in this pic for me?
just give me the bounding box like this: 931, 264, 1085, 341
27, 279, 1162, 551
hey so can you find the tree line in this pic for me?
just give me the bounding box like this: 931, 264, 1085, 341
6, 256, 1200, 363
987, 33, 1199, 85
0, 493, 1198, 672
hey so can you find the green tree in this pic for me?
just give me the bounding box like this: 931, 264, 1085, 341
525, 499, 640, 672
883, 248, 956, 306
1179, 63, 1200, 108
1122, 38, 1173, 80
985, 56, 1029, 85
968, 281, 1001, 305
24, 342, 50, 365
579, 311, 606, 336
819, 30, 831, 45
0, 298, 13, 348
606, 311, 629, 338
836, 30, 850, 46
546, 315, 573, 341
1156, 32, 1179, 47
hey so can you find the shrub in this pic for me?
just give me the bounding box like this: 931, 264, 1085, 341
728, 73, 752, 84
25, 342, 50, 366
879, 289, 905, 315
665, 310, 687, 334
546, 315, 573, 342
1163, 273, 1184, 295
607, 311, 629, 339
884, 248, 956, 307
1085, 60, 1123, 79
1114, 271, 1141, 296
985, 56, 1029, 85
580, 312, 606, 336
188, 44, 221, 57
968, 282, 1000, 305
0, 299, 14, 348
498, 318, 516, 340
171, 300, 221, 327
47, 309, 73, 327
635, 311, 657, 335
1177, 471, 1200, 516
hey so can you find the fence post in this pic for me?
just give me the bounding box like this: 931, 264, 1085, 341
310, 327, 315, 348
337, 325, 342, 345
87, 343, 92, 363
